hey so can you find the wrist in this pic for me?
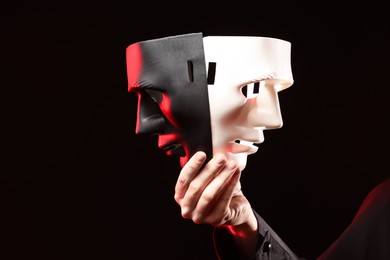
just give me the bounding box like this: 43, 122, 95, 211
225, 211, 259, 259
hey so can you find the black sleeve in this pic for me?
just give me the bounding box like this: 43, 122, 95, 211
213, 209, 303, 260
318, 177, 390, 260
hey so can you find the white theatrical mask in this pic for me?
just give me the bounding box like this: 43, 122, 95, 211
203, 36, 294, 171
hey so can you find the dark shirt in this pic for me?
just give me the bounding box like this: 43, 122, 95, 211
213, 177, 390, 260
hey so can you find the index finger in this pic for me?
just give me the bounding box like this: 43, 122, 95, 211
174, 151, 207, 201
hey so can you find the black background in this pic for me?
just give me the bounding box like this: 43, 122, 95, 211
2, 1, 389, 259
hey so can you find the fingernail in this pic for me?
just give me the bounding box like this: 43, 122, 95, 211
195, 152, 206, 162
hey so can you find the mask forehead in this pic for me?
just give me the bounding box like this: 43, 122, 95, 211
203, 36, 294, 91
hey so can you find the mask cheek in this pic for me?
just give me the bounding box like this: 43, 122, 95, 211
135, 92, 166, 135
158, 93, 180, 128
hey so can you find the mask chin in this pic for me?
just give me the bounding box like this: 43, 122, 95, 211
226, 152, 248, 171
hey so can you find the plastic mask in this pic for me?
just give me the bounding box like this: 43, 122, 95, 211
203, 36, 293, 170
126, 33, 293, 170
126, 33, 212, 167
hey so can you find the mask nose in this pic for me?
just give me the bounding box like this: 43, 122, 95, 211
247, 84, 283, 129
137, 114, 166, 135
136, 92, 166, 135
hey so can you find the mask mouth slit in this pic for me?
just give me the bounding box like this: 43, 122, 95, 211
207, 62, 216, 85
162, 142, 185, 156
163, 142, 182, 151
187, 60, 194, 82
234, 139, 256, 146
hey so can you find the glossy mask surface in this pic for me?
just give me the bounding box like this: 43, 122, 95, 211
203, 36, 294, 170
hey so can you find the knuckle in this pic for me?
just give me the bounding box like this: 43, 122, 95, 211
187, 182, 201, 193
201, 192, 214, 204
181, 207, 191, 219
173, 193, 181, 204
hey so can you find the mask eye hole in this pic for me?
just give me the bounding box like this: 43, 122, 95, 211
145, 89, 163, 104
241, 82, 261, 98
187, 61, 194, 82
207, 62, 216, 85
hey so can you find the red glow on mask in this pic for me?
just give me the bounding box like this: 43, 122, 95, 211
135, 91, 142, 134
158, 133, 180, 148
179, 143, 191, 167
126, 43, 142, 91
158, 133, 185, 157
159, 93, 179, 128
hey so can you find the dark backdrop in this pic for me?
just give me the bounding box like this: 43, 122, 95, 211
2, 1, 389, 259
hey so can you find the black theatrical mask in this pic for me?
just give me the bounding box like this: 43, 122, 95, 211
126, 33, 213, 166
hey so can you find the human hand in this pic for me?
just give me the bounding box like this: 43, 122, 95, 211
174, 151, 259, 258
174, 151, 257, 229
